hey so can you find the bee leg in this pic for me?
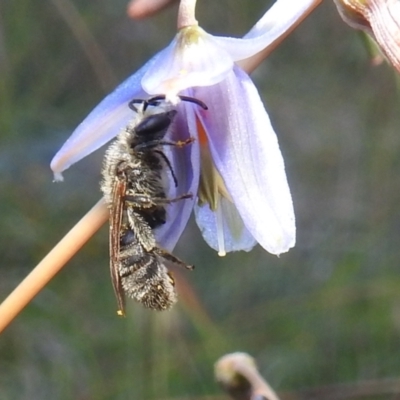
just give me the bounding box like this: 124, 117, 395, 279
154, 150, 178, 187
155, 248, 194, 270
124, 193, 193, 206
126, 208, 156, 251
124, 194, 156, 208
134, 137, 195, 152
154, 145, 195, 188
165, 193, 193, 203
157, 137, 195, 148
134, 141, 194, 188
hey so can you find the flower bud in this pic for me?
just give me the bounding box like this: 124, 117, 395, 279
334, 0, 400, 72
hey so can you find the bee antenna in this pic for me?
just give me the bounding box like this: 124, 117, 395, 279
128, 94, 208, 112
178, 95, 208, 110
147, 95, 167, 104
128, 99, 142, 112
129, 96, 165, 112
142, 95, 167, 111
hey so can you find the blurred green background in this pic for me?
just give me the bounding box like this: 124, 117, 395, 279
1, 0, 400, 399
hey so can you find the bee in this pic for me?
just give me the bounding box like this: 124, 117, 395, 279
101, 95, 207, 314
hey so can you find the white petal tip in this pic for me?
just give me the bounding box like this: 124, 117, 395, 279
267, 237, 295, 256
53, 172, 64, 182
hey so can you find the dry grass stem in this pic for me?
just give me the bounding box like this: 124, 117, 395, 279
0, 199, 108, 333
50, 0, 117, 90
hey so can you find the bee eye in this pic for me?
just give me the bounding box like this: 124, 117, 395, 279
136, 111, 177, 137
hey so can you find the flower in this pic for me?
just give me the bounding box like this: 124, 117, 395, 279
333, 0, 400, 73
51, 0, 316, 256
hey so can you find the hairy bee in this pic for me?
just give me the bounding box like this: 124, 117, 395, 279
101, 95, 207, 314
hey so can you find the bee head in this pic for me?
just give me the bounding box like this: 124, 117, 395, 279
133, 110, 177, 145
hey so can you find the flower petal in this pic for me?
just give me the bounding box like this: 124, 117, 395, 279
213, 0, 317, 61
154, 97, 199, 250
194, 67, 295, 255
50, 56, 159, 180
194, 197, 257, 255
141, 26, 233, 97
244, 0, 318, 39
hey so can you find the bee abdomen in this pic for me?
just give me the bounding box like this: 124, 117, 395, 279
120, 254, 177, 311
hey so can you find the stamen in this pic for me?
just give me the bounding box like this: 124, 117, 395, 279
197, 118, 232, 209
216, 203, 226, 257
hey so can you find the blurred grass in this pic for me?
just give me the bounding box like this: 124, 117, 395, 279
1, 0, 400, 399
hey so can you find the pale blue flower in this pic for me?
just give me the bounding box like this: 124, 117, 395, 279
51, 0, 315, 256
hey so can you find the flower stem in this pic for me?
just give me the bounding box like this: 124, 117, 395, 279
177, 0, 198, 29
0, 199, 109, 334
127, 0, 177, 19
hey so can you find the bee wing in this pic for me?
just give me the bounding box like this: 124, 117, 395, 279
110, 177, 127, 316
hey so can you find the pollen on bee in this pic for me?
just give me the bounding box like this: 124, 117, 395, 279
176, 137, 195, 148
117, 309, 125, 317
